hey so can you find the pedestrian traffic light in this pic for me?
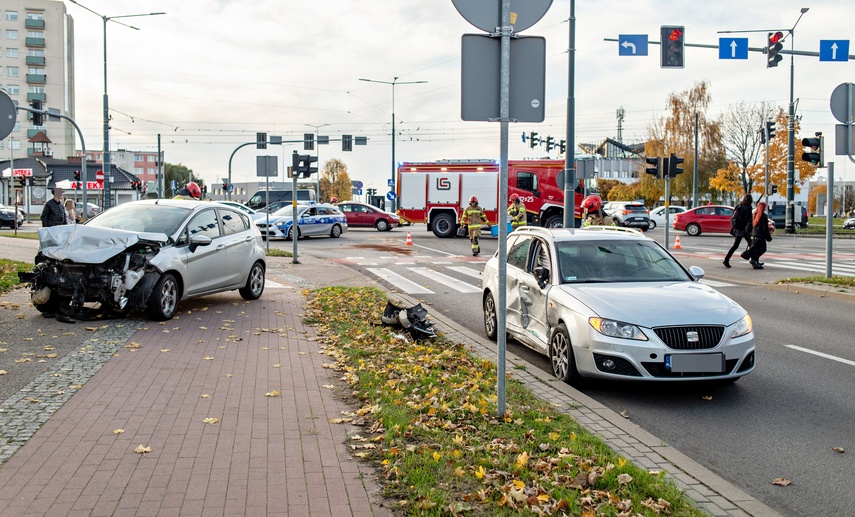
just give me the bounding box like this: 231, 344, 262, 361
529, 131, 539, 149
660, 26, 685, 68
667, 154, 684, 178
766, 121, 776, 142
304, 133, 314, 151
342, 135, 352, 152
256, 132, 267, 149
545, 136, 554, 152
801, 132, 824, 167
30, 100, 43, 126
767, 32, 784, 68
645, 157, 661, 178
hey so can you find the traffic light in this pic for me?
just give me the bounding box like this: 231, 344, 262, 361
304, 133, 314, 151
342, 134, 352, 152
74, 170, 80, 181
529, 131, 539, 149
801, 132, 824, 167
31, 100, 43, 126
644, 157, 661, 178
667, 154, 684, 178
202, 185, 207, 196
545, 136, 554, 152
766, 121, 776, 142
303, 155, 318, 178
18, 175, 26, 188
770, 184, 778, 195
660, 26, 685, 68
558, 140, 566, 154
367, 187, 376, 197
767, 32, 783, 68
256, 132, 267, 149
223, 181, 228, 191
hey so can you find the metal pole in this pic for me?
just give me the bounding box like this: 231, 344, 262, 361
391, 80, 396, 213
101, 16, 112, 210
157, 134, 162, 199
495, 0, 511, 418
693, 113, 699, 208
765, 121, 771, 198
826, 163, 834, 278
664, 174, 671, 249
563, 0, 576, 228
786, 35, 795, 233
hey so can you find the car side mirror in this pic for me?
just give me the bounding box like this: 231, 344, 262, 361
688, 265, 705, 281
189, 234, 212, 252
534, 266, 550, 288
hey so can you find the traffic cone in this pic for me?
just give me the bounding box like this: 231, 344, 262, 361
674, 235, 682, 249
405, 232, 413, 245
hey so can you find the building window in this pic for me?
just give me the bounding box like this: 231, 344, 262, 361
10, 140, 21, 150
6, 48, 18, 58
5, 11, 18, 22
134, 167, 144, 175
7, 66, 18, 77
6, 30, 18, 40
134, 154, 143, 162
147, 155, 154, 162
27, 31, 44, 39
27, 67, 44, 75
27, 86, 44, 94
27, 49, 44, 57
26, 12, 43, 21
148, 168, 155, 175
6, 84, 18, 95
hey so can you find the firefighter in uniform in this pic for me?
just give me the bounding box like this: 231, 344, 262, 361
508, 193, 527, 230
173, 181, 202, 200
581, 195, 615, 226
460, 195, 490, 256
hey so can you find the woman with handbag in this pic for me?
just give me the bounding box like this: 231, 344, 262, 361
745, 201, 772, 269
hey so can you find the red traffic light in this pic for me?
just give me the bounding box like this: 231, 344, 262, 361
769, 31, 783, 44
668, 28, 683, 41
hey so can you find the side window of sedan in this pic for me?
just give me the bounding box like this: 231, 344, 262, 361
507, 235, 532, 270
186, 209, 221, 240
219, 209, 247, 235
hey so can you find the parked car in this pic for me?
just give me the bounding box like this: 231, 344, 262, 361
480, 226, 756, 385
603, 201, 650, 230
254, 203, 347, 240
673, 205, 774, 236
767, 204, 808, 229
215, 200, 268, 223
84, 203, 101, 218
245, 189, 316, 210
18, 199, 266, 321
0, 203, 24, 229
336, 201, 400, 231
648, 205, 687, 230
844, 217, 855, 230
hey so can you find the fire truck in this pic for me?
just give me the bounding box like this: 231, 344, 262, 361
396, 159, 585, 238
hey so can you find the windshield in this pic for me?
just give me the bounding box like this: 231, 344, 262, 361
86, 204, 191, 235
556, 240, 690, 284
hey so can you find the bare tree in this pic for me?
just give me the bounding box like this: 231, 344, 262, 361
714, 101, 775, 197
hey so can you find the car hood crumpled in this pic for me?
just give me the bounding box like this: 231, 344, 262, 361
38, 225, 168, 264
559, 281, 745, 328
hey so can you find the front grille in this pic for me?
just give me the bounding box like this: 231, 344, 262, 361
642, 358, 738, 378
653, 325, 724, 350
593, 353, 642, 377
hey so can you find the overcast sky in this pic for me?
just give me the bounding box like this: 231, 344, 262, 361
65, 0, 855, 192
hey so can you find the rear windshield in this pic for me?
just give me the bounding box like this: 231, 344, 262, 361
624, 205, 647, 212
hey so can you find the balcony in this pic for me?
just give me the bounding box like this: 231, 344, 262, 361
25, 37, 45, 48
26, 74, 46, 84
26, 92, 46, 102
26, 56, 46, 66
25, 19, 45, 30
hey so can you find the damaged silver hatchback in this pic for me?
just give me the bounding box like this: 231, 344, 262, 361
19, 199, 267, 321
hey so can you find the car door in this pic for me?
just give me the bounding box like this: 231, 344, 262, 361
515, 238, 551, 350
714, 207, 734, 233
178, 208, 229, 295
217, 208, 254, 287
504, 235, 531, 336
297, 207, 323, 236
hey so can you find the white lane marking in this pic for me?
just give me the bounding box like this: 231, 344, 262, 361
266, 280, 287, 288
786, 345, 855, 367
768, 261, 855, 277
366, 268, 434, 294
409, 267, 481, 293
699, 279, 737, 287
448, 266, 484, 280
356, 262, 379, 266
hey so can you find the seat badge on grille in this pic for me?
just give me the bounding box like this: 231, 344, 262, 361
686, 331, 699, 343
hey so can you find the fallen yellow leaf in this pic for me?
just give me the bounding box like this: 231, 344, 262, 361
0, 370, 7, 376
113, 429, 125, 434
160, 349, 171, 353
202, 356, 214, 361
771, 477, 792, 486
265, 390, 280, 397
202, 417, 219, 425
832, 447, 845, 453
133, 444, 152, 454
200, 394, 211, 399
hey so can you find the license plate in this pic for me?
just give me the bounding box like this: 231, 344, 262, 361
665, 353, 725, 373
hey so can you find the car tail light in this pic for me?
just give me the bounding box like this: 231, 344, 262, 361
622, 209, 629, 215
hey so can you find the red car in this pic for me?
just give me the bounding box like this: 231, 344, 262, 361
673, 205, 775, 236
336, 202, 401, 232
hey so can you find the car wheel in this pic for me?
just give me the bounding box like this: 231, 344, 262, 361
330, 224, 342, 238
287, 226, 300, 241
549, 323, 585, 387
432, 213, 456, 238
647, 219, 656, 230
239, 261, 265, 300
686, 223, 702, 236
544, 215, 564, 228
375, 219, 390, 232
483, 292, 498, 341
148, 273, 179, 321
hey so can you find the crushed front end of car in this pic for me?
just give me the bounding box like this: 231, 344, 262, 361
18, 225, 169, 319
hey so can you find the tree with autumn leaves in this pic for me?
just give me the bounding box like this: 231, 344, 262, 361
710, 106, 818, 201
318, 158, 353, 203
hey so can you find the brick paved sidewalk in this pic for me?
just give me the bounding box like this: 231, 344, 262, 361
0, 287, 391, 517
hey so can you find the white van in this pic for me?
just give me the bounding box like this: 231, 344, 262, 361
246, 189, 315, 210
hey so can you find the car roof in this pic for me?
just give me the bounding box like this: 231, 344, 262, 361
510, 225, 651, 243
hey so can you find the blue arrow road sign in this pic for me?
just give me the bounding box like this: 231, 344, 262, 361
719, 38, 748, 59
618, 35, 648, 56
820, 40, 849, 62
386, 191, 396, 201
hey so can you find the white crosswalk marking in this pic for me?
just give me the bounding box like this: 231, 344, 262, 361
699, 279, 737, 288
768, 261, 855, 276
448, 266, 484, 280
409, 267, 481, 293
366, 268, 434, 294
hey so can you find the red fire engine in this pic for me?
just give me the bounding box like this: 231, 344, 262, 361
396, 159, 585, 238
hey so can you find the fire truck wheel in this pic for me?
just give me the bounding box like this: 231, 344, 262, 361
432, 213, 456, 238
544, 215, 564, 228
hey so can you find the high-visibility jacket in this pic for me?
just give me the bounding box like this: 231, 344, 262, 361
508, 201, 527, 227
461, 205, 488, 228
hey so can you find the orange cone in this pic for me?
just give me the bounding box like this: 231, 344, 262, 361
674, 235, 682, 249
405, 232, 413, 245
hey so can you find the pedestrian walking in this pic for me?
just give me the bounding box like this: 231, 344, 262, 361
744, 201, 772, 269
63, 198, 78, 225
40, 188, 66, 227
723, 194, 753, 268
460, 195, 490, 256
508, 193, 527, 230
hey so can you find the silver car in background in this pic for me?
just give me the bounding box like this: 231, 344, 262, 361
481, 226, 755, 386
20, 199, 266, 321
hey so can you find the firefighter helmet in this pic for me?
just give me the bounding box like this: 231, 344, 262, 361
581, 195, 603, 212
185, 182, 202, 200
330, 197, 338, 204
510, 193, 520, 202
469, 195, 478, 204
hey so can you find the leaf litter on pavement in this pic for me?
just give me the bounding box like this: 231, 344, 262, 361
305, 286, 706, 516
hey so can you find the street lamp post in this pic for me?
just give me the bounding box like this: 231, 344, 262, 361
358, 77, 426, 213
69, 1, 164, 210
786, 7, 809, 233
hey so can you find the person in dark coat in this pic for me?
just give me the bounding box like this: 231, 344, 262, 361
40, 188, 66, 227
723, 194, 753, 268
745, 201, 772, 269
